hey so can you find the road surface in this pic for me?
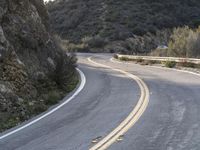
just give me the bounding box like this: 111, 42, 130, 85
0, 53, 200, 150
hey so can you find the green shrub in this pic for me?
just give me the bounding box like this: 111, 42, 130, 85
119, 57, 129, 61
65, 75, 79, 93
33, 103, 48, 114
132, 26, 147, 36
168, 26, 200, 58
164, 61, 176, 68
45, 91, 61, 105
0, 117, 19, 132
53, 53, 77, 89
82, 36, 107, 49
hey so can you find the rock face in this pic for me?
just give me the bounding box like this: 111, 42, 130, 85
0, 0, 76, 131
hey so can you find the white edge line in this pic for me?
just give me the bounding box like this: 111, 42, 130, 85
0, 68, 86, 140
110, 57, 200, 77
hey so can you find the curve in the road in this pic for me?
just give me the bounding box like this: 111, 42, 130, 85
88, 57, 150, 150
0, 68, 86, 140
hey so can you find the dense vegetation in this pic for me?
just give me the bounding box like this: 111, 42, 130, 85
168, 27, 200, 58
151, 26, 200, 58
47, 0, 200, 55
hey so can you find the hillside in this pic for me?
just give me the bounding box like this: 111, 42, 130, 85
0, 0, 77, 131
47, 0, 200, 53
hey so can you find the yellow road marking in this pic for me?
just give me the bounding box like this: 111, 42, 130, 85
88, 57, 149, 150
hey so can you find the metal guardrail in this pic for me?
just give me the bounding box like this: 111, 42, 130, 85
117, 54, 200, 64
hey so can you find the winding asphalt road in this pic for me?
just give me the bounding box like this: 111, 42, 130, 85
1, 53, 200, 150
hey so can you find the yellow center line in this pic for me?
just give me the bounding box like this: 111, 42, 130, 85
88, 56, 150, 150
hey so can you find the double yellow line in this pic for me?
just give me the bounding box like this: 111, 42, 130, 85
88, 57, 150, 150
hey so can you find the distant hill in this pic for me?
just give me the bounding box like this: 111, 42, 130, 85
47, 0, 200, 43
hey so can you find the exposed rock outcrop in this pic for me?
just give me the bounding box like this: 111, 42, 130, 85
0, 0, 77, 131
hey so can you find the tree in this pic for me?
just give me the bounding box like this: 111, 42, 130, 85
168, 26, 200, 58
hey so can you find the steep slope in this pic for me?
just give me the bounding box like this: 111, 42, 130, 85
47, 0, 200, 41
0, 0, 77, 131
48, 0, 200, 43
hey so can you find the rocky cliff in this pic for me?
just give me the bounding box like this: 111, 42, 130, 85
0, 0, 77, 131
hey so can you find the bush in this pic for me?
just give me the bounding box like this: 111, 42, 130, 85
168, 26, 200, 58
132, 26, 147, 36
0, 117, 19, 132
82, 36, 107, 49
52, 52, 77, 89
164, 61, 176, 68
32, 103, 48, 114
54, 35, 89, 52
45, 91, 61, 105
119, 57, 129, 61
105, 42, 128, 53
65, 74, 79, 93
